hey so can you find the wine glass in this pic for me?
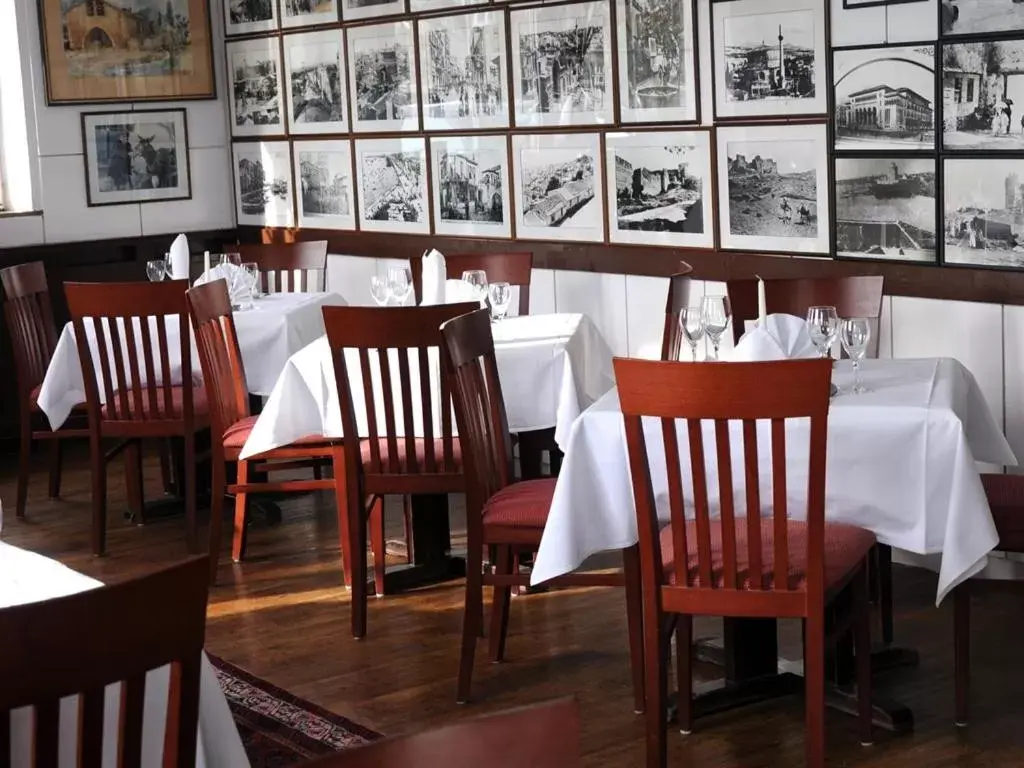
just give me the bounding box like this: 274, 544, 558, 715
806, 306, 839, 359
700, 295, 731, 361
387, 266, 413, 306
461, 270, 489, 308
370, 275, 391, 306
146, 260, 168, 282
242, 262, 261, 299
488, 282, 512, 321
678, 308, 704, 362
840, 318, 871, 395
219, 252, 242, 268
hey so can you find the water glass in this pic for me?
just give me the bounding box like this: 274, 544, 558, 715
387, 266, 413, 306
370, 275, 391, 306
700, 295, 731, 361
242, 262, 261, 300
145, 259, 168, 282
218, 253, 242, 269
678, 308, 704, 362
806, 306, 839, 359
840, 318, 871, 394
461, 270, 489, 308
489, 281, 512, 321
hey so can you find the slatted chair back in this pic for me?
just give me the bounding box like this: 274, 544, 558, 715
234, 240, 328, 293
0, 556, 209, 768
614, 358, 833, 619
308, 698, 581, 768
322, 303, 478, 495
660, 262, 695, 361
64, 281, 196, 430
412, 251, 533, 315
187, 279, 250, 443
1, 262, 59, 405
726, 276, 885, 357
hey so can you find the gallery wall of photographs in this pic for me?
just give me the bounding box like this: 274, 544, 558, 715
222, 0, 1024, 271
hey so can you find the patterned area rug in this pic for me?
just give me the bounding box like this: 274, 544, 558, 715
209, 655, 380, 766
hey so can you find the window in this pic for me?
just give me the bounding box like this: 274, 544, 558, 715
0, 0, 36, 213
967, 78, 975, 103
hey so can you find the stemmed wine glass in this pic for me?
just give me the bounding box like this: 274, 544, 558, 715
806, 306, 839, 359
701, 295, 731, 361
840, 318, 871, 395
218, 253, 242, 269
242, 262, 261, 300
387, 266, 413, 306
145, 259, 168, 282
370, 275, 391, 306
678, 308, 704, 362
461, 270, 489, 308
488, 281, 512, 321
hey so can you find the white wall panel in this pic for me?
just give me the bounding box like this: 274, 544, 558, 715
529, 268, 556, 315
878, 295, 893, 359
39, 156, 142, 243
553, 270, 629, 356
625, 275, 669, 359
327, 254, 379, 306
0, 214, 44, 248
1003, 306, 1024, 474
140, 148, 233, 235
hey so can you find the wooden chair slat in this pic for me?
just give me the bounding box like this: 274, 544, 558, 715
0, 711, 10, 768
771, 417, 789, 590
376, 348, 401, 473
122, 319, 148, 420
418, 346, 436, 472
742, 419, 764, 590
156, 317, 174, 420
78, 687, 105, 768
118, 673, 147, 768
715, 419, 738, 589
397, 348, 417, 471
91, 318, 120, 420
105, 318, 132, 419
686, 419, 714, 588
357, 348, 381, 472
412, 252, 533, 316
137, 316, 161, 416
661, 417, 689, 588
234, 241, 328, 294
33, 700, 60, 768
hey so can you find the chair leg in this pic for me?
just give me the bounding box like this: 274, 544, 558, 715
623, 544, 646, 715
878, 543, 894, 646
208, 458, 227, 586
183, 434, 198, 554
854, 563, 873, 746
804, 612, 826, 768
675, 615, 693, 735
158, 439, 173, 494
402, 495, 414, 564
89, 434, 107, 556
231, 460, 250, 563
348, 491, 368, 639
16, 414, 30, 518
457, 538, 484, 703
489, 545, 513, 663
642, 604, 667, 768
47, 440, 63, 499
369, 495, 386, 598
332, 458, 352, 589
124, 441, 144, 523
954, 584, 970, 727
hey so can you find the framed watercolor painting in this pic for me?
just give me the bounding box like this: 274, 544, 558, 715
430, 134, 511, 239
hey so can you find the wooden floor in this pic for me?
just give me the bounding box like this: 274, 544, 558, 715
5, 447, 1024, 767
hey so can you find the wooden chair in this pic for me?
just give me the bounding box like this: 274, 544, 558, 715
1, 261, 89, 518
234, 240, 328, 293
614, 357, 874, 768
187, 279, 341, 585
440, 309, 645, 709
0, 556, 209, 765
323, 303, 476, 639
660, 262, 695, 361
412, 251, 533, 316
64, 280, 209, 556
307, 698, 581, 767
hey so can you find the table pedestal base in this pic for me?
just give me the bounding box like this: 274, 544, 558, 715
375, 493, 466, 594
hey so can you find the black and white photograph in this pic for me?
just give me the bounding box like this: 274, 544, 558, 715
342, 0, 403, 22
228, 38, 286, 137
944, 158, 1024, 268
834, 45, 936, 150
940, 0, 1024, 38
512, 133, 605, 243
232, 141, 295, 227
294, 140, 355, 230
347, 22, 419, 133
510, 2, 615, 127
835, 157, 936, 262
943, 41, 1024, 150
411, 0, 486, 11
712, 0, 827, 119
418, 11, 509, 131
604, 130, 713, 248
616, 0, 698, 123
354, 138, 430, 234
284, 30, 348, 135
82, 109, 191, 206
430, 135, 511, 238
225, 0, 278, 36
281, 0, 337, 29
843, 0, 926, 8
716, 123, 830, 253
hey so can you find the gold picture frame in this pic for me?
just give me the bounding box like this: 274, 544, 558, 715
37, 0, 216, 105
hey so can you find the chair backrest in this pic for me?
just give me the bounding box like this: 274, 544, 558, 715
661, 262, 695, 361
440, 309, 514, 541
1, 261, 59, 402
412, 252, 533, 315
307, 698, 581, 768
726, 276, 885, 357
0, 556, 210, 766
233, 241, 328, 293
187, 279, 251, 442
64, 281, 196, 427
322, 303, 477, 494
614, 358, 833, 618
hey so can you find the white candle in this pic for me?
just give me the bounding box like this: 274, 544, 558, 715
757, 277, 767, 325
203, 250, 211, 274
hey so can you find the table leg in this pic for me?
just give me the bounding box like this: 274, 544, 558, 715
378, 493, 465, 593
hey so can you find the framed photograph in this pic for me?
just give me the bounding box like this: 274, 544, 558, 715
834, 45, 936, 151
510, 2, 615, 127
224, 0, 278, 36
511, 133, 605, 243
227, 38, 286, 137
232, 141, 295, 228
942, 40, 1024, 150
716, 123, 830, 253
940, 0, 1024, 37
284, 30, 348, 134
354, 137, 429, 234
604, 130, 713, 249
411, 0, 486, 11
843, 0, 925, 8
282, 0, 338, 28
342, 0, 403, 22
616, 0, 698, 124
81, 109, 191, 206
430, 135, 511, 239
835, 157, 936, 262
711, 0, 827, 119
347, 22, 419, 133
294, 140, 356, 230
418, 11, 509, 131
944, 157, 1024, 268
38, 0, 215, 103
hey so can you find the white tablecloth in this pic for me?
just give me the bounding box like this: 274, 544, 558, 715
239, 313, 614, 460
530, 358, 1018, 605
37, 292, 347, 430
0, 543, 248, 767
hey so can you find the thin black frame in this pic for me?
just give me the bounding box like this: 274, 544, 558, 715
842, 0, 925, 10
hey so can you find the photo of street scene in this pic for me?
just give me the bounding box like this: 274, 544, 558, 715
295, 140, 355, 230
228, 39, 284, 136
284, 30, 346, 133
945, 158, 1024, 268
431, 136, 510, 238
943, 41, 1024, 151
348, 22, 418, 131
233, 141, 293, 227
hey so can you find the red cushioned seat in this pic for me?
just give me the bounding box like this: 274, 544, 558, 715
222, 415, 331, 452
360, 437, 462, 470
659, 518, 875, 592
481, 478, 556, 530
101, 386, 209, 420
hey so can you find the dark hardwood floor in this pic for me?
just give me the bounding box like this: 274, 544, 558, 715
4, 445, 1024, 766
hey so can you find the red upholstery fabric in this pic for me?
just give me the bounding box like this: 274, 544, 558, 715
360, 437, 462, 471
100, 386, 209, 420
482, 478, 555, 530
659, 518, 875, 591
222, 415, 330, 451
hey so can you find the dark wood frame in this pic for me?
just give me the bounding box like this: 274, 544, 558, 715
80, 108, 193, 208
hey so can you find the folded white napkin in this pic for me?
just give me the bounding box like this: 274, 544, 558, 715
420, 249, 446, 306
193, 264, 251, 306
168, 233, 190, 280
727, 313, 817, 362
